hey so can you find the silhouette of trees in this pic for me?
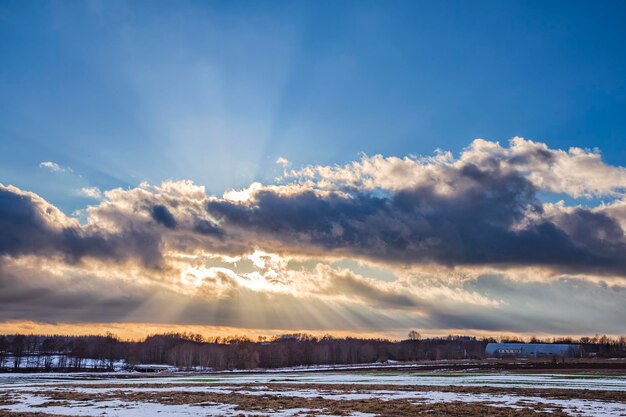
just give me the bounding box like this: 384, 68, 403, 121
0, 332, 624, 372
0, 336, 8, 369
10, 335, 25, 370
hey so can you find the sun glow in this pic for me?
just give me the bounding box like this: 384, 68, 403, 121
223, 182, 263, 202
179, 265, 281, 295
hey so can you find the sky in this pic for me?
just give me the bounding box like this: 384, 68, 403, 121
1, 0, 626, 340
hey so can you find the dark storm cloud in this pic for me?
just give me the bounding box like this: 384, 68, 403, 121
151, 204, 177, 228
0, 187, 52, 256
194, 219, 223, 236
208, 163, 626, 274
0, 265, 147, 323
426, 275, 626, 334
555, 208, 626, 267
324, 268, 422, 309
0, 186, 162, 267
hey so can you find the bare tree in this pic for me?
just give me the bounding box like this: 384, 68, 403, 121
10, 335, 26, 370
408, 330, 421, 341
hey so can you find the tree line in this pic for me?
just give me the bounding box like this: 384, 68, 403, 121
1, 332, 625, 371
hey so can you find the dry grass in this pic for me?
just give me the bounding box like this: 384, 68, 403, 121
3, 375, 624, 416
9, 388, 575, 416
50, 381, 626, 402
0, 394, 17, 407
270, 382, 626, 402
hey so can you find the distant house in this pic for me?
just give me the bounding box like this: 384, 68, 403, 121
485, 343, 581, 358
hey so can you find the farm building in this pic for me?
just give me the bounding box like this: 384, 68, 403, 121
485, 343, 581, 358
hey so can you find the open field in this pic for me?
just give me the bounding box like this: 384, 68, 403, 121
1, 367, 625, 417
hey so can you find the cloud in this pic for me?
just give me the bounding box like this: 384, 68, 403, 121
0, 184, 162, 267
0, 255, 419, 331
276, 157, 289, 166
320, 266, 423, 309
7, 138, 626, 277
39, 161, 71, 173
1, 251, 623, 335
79, 186, 103, 199
285, 138, 626, 198
8, 138, 626, 335
207, 160, 626, 274
424, 274, 626, 334
151, 204, 177, 229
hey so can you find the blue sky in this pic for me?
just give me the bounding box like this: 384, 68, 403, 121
1, 0, 625, 213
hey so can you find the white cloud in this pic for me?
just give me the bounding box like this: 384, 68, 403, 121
276, 156, 289, 166
222, 182, 263, 202
79, 187, 103, 199
39, 161, 65, 172
286, 137, 626, 198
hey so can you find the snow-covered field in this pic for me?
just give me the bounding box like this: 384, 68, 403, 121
1, 371, 625, 416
